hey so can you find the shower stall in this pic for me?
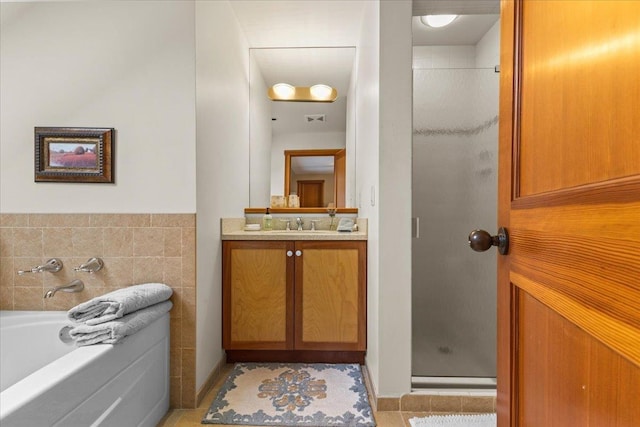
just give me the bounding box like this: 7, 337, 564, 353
412, 66, 499, 388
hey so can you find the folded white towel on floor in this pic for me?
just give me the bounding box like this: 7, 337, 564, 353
69, 300, 173, 346
67, 283, 173, 325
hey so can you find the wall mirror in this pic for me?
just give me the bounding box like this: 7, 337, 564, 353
249, 47, 356, 209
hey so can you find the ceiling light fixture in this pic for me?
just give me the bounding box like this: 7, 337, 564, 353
268, 84, 338, 102
420, 14, 458, 28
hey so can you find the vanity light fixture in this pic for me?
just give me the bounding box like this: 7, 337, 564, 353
268, 83, 338, 102
272, 83, 296, 99
420, 14, 458, 28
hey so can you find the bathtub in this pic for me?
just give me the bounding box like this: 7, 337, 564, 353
0, 310, 169, 427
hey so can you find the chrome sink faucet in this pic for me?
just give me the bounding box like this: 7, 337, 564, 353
296, 217, 304, 231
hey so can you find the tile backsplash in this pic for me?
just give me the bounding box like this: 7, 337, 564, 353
0, 213, 197, 408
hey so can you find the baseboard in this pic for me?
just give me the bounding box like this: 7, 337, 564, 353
362, 362, 401, 412
196, 353, 227, 407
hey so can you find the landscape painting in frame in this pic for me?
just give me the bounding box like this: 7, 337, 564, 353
35, 127, 114, 183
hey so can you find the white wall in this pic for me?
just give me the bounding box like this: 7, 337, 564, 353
0, 1, 196, 213
475, 19, 501, 69
355, 0, 381, 395
377, 0, 413, 396
195, 1, 250, 389
270, 131, 346, 196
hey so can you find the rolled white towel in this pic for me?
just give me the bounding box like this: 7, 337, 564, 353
69, 300, 173, 346
67, 283, 173, 325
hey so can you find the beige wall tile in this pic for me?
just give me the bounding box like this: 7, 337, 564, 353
72, 228, 104, 257
152, 214, 195, 228
164, 257, 182, 288
14, 286, 44, 310
0, 285, 13, 309
104, 228, 134, 257
89, 214, 150, 227
102, 257, 134, 287
134, 228, 164, 257
170, 376, 182, 409
164, 228, 182, 257
181, 288, 196, 348
461, 396, 495, 413
0, 228, 14, 257
181, 348, 196, 408
43, 228, 73, 257
29, 214, 91, 228
13, 228, 43, 257
0, 214, 28, 227
171, 348, 183, 377
377, 397, 401, 411
401, 394, 431, 412
0, 257, 14, 287
133, 256, 164, 284
430, 395, 463, 413
373, 411, 405, 426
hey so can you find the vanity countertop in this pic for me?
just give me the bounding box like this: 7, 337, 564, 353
221, 229, 367, 241
221, 218, 367, 241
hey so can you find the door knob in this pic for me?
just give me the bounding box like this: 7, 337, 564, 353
468, 227, 509, 255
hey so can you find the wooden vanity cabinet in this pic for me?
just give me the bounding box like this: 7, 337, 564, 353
222, 240, 366, 363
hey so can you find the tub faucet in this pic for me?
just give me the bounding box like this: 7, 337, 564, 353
44, 279, 85, 299
18, 258, 63, 275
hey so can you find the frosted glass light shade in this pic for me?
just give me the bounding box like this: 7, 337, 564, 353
272, 83, 295, 98
420, 15, 458, 28
310, 84, 333, 99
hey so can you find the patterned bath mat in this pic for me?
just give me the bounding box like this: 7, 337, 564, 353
202, 363, 376, 426
409, 413, 496, 427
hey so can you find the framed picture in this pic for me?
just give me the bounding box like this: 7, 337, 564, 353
34, 127, 114, 183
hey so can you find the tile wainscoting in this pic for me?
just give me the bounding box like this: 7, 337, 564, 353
0, 213, 197, 408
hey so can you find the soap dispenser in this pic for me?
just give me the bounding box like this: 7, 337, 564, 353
262, 208, 273, 231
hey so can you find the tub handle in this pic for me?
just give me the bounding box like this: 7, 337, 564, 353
17, 258, 63, 275
73, 257, 104, 273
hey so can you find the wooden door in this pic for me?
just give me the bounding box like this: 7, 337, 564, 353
294, 241, 366, 352
334, 149, 346, 207
499, 1, 640, 426
222, 241, 294, 350
298, 180, 324, 207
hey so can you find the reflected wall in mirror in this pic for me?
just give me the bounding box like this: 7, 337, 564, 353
249, 47, 356, 208
284, 149, 345, 208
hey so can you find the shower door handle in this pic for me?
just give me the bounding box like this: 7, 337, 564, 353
468, 228, 509, 255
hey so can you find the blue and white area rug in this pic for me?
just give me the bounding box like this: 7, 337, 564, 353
202, 363, 376, 426
409, 413, 496, 427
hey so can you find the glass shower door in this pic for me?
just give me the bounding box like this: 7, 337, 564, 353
412, 68, 498, 384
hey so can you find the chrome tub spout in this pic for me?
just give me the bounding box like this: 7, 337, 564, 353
44, 279, 85, 299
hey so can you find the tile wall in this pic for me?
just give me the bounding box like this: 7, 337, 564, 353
0, 213, 197, 408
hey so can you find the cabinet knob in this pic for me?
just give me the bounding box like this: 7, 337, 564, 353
286, 250, 293, 257
295, 250, 302, 257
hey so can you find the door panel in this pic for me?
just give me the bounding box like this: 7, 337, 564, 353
499, 1, 640, 425
222, 241, 294, 350
518, 1, 640, 196
294, 241, 366, 351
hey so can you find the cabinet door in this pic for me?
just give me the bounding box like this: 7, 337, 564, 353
294, 241, 366, 351
222, 241, 294, 350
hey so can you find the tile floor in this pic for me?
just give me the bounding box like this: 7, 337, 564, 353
157, 364, 492, 427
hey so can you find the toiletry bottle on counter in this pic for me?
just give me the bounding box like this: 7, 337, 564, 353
262, 208, 273, 231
